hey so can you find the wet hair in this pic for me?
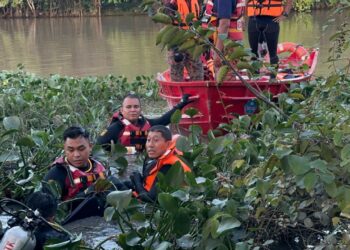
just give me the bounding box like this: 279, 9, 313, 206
26, 191, 58, 219
122, 93, 141, 106
63, 126, 90, 141
149, 125, 172, 141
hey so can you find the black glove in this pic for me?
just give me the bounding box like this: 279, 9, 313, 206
130, 171, 144, 193
108, 176, 134, 191
175, 94, 194, 109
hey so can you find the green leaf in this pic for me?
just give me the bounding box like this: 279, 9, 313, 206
104, 206, 115, 222
94, 178, 112, 193
274, 148, 293, 159
304, 218, 313, 228
341, 144, 350, 161
44, 234, 82, 249
141, 0, 155, 7
319, 172, 335, 184
189, 125, 202, 137
184, 107, 198, 117
164, 161, 185, 189
262, 110, 276, 128
1, 129, 18, 138
208, 136, 225, 154
16, 136, 36, 148
126, 231, 142, 246
228, 46, 249, 60
325, 182, 338, 198
264, 155, 279, 171
334, 131, 343, 146
106, 190, 132, 211
176, 135, 191, 152
200, 163, 217, 176
155, 241, 172, 250
231, 159, 245, 170
203, 218, 219, 239
3, 116, 21, 130
151, 12, 173, 24
236, 61, 254, 71
287, 155, 310, 175
111, 143, 127, 157
0, 152, 19, 162
303, 172, 317, 192
158, 193, 179, 214
176, 234, 196, 249
309, 159, 327, 172
171, 109, 182, 124
216, 217, 241, 235
235, 242, 249, 250
171, 190, 189, 202
114, 156, 128, 170
185, 12, 195, 25
173, 207, 191, 235
256, 179, 270, 196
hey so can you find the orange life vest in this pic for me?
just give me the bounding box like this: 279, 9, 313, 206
134, 135, 191, 197
202, 0, 245, 41
52, 157, 106, 200
112, 112, 151, 151
171, 0, 200, 27
247, 0, 284, 17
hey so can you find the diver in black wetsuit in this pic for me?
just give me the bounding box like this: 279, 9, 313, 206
97, 93, 193, 152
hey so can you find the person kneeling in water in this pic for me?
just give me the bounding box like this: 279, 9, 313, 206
116, 125, 191, 202
97, 93, 194, 153
42, 126, 108, 224
27, 191, 70, 250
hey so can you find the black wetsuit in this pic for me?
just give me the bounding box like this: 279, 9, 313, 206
42, 162, 106, 224
34, 224, 70, 250
97, 106, 181, 151
116, 158, 172, 202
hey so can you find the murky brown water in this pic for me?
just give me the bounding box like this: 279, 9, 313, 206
0, 10, 349, 79
0, 9, 349, 249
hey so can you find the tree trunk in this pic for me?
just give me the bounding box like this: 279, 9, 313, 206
95, 0, 101, 17
26, 0, 36, 17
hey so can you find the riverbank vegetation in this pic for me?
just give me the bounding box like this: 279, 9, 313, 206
0, 70, 159, 199
98, 4, 350, 249
0, 0, 345, 18
1, 2, 350, 250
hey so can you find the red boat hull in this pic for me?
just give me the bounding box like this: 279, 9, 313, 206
157, 44, 319, 134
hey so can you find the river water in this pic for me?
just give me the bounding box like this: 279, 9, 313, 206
0, 9, 349, 249
0, 9, 349, 80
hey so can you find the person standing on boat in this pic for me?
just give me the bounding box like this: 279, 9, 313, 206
202, 0, 246, 70
246, 0, 293, 73
42, 126, 108, 224
116, 125, 191, 202
97, 93, 193, 152
162, 0, 204, 82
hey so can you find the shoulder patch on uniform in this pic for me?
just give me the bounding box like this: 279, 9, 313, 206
100, 129, 107, 136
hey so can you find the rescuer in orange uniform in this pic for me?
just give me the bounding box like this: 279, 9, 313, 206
117, 125, 191, 202
202, 0, 246, 69
246, 0, 293, 70
162, 0, 204, 82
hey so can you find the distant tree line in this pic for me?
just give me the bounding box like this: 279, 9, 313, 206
0, 0, 341, 18
0, 0, 142, 17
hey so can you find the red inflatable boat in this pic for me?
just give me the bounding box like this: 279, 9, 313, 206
157, 42, 319, 134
